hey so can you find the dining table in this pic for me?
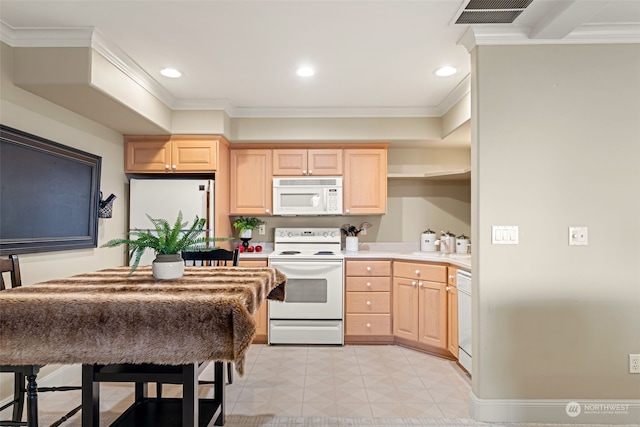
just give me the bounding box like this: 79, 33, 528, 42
0, 265, 287, 427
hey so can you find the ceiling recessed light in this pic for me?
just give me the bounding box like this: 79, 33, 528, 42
296, 67, 315, 77
160, 68, 182, 78
435, 66, 457, 77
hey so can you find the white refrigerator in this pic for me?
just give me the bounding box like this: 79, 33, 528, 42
129, 178, 214, 266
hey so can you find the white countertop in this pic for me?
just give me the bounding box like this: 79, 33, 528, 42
238, 242, 472, 270
342, 250, 471, 270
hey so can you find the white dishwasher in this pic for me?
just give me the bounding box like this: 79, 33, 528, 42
457, 269, 472, 375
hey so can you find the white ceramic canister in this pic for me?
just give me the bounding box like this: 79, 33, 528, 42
456, 234, 470, 254
438, 231, 456, 254
345, 236, 359, 252
420, 229, 437, 252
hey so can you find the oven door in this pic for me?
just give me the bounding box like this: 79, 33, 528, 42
268, 259, 344, 319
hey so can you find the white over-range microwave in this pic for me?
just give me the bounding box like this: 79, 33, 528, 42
273, 177, 343, 216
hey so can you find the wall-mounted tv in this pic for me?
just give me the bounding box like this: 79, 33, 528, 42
0, 125, 102, 255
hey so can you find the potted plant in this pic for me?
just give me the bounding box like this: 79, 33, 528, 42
103, 211, 227, 279
232, 216, 264, 239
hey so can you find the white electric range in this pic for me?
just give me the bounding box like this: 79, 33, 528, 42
268, 228, 344, 345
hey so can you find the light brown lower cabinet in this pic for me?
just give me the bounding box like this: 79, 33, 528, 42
238, 258, 269, 343
393, 261, 448, 352
344, 259, 393, 343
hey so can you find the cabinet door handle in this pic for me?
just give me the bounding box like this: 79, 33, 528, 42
412, 281, 417, 287
165, 164, 170, 170
308, 170, 313, 175
449, 275, 455, 280
345, 209, 350, 214
302, 169, 307, 175
265, 209, 270, 214
172, 164, 177, 170
418, 281, 423, 287
446, 286, 451, 291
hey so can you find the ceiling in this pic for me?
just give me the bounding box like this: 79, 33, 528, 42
1, 0, 639, 125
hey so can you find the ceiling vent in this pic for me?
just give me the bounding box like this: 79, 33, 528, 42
455, 0, 533, 24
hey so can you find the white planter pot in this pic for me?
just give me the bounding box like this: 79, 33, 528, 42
240, 229, 253, 239
152, 254, 184, 280
345, 236, 359, 252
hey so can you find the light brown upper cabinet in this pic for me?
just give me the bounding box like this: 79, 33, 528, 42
125, 135, 221, 173
343, 148, 387, 214
273, 149, 343, 176
230, 149, 273, 216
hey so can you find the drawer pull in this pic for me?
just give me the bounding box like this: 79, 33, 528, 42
366, 266, 372, 272
415, 269, 420, 276
366, 323, 371, 328
366, 282, 372, 287
366, 301, 371, 306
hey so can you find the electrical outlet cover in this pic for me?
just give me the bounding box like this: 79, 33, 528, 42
630, 354, 640, 373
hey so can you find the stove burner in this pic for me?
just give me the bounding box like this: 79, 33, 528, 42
280, 251, 301, 255
315, 251, 335, 255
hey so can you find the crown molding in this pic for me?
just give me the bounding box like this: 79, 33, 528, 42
227, 106, 441, 119
436, 73, 471, 116
0, 21, 93, 47
459, 23, 640, 52
89, 29, 177, 108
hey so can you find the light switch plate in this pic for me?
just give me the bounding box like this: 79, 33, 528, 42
569, 226, 588, 245
492, 226, 518, 244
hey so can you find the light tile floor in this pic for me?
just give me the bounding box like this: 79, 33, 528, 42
1, 344, 472, 425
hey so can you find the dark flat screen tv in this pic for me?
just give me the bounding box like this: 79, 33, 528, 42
0, 125, 102, 255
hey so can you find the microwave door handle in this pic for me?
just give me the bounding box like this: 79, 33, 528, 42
311, 193, 320, 208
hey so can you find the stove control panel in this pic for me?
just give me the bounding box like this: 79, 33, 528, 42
275, 228, 341, 242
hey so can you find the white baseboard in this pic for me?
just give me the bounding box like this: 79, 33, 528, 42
470, 392, 640, 425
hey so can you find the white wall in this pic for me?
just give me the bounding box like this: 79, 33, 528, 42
471, 43, 640, 423
1, 42, 128, 400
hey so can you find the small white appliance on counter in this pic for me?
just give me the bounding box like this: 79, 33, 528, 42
457, 269, 472, 375
268, 228, 344, 345
129, 178, 214, 266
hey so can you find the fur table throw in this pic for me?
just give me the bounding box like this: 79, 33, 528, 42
0, 266, 286, 375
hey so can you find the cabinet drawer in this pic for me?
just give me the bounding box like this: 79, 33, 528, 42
345, 276, 391, 292
346, 292, 390, 313
346, 314, 391, 336
394, 261, 446, 282
346, 260, 391, 276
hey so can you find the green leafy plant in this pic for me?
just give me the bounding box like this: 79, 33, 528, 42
102, 211, 228, 272
232, 216, 264, 235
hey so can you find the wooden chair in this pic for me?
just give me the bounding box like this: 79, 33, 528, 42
0, 255, 82, 427
0, 255, 29, 426
181, 248, 240, 267
155, 248, 240, 399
